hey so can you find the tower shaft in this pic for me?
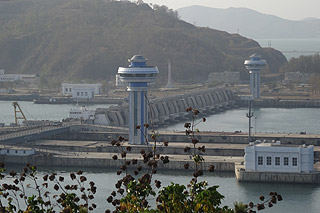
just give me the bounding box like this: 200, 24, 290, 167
118, 55, 159, 145
249, 71, 260, 99
244, 54, 266, 99
128, 84, 148, 144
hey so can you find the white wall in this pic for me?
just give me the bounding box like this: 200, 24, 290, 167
72, 88, 95, 99
245, 144, 314, 173
62, 83, 102, 96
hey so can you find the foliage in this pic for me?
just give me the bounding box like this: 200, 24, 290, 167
280, 54, 320, 74
310, 74, 320, 94
0, 163, 96, 212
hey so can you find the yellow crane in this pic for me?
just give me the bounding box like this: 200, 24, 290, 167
12, 102, 27, 125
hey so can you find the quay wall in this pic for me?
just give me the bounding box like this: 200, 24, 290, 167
235, 165, 320, 183
48, 130, 320, 146
34, 142, 244, 157
0, 155, 235, 172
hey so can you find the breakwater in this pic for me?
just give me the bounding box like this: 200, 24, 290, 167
94, 88, 236, 127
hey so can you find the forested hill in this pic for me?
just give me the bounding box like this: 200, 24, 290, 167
0, 0, 287, 84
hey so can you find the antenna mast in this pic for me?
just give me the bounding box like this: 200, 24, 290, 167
246, 99, 254, 142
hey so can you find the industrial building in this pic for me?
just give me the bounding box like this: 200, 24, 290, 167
61, 83, 102, 99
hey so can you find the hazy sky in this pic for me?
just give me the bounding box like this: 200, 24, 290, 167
142, 0, 320, 20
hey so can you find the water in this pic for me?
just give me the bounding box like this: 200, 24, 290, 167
1, 102, 320, 212
2, 166, 320, 213
161, 107, 320, 134
0, 101, 111, 124
256, 38, 320, 60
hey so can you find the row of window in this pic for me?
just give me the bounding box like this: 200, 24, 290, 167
77, 92, 88, 96
65, 88, 72, 92
5, 150, 27, 154
70, 112, 82, 114
258, 156, 297, 166
120, 73, 156, 78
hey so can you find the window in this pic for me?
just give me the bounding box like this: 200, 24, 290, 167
77, 92, 80, 96
258, 156, 263, 165
266, 156, 272, 165
65, 88, 68, 92
284, 157, 289, 166
81, 92, 83, 96
275, 157, 280, 166
69, 88, 72, 92
292, 157, 298, 166
85, 92, 88, 96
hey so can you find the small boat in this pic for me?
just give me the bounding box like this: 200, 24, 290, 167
69, 106, 95, 120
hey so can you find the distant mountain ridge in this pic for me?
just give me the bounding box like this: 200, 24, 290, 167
0, 0, 286, 84
177, 5, 320, 39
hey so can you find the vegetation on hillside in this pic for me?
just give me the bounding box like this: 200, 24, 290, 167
280, 54, 320, 74
0, 0, 286, 85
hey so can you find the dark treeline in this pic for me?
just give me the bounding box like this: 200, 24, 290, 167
281, 54, 320, 74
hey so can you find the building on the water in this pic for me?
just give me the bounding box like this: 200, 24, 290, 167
235, 140, 320, 183
244, 140, 314, 173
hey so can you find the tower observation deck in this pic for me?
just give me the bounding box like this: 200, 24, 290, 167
244, 54, 266, 99
118, 55, 159, 145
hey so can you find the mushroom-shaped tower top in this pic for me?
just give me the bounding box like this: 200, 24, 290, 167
118, 55, 159, 84
244, 53, 267, 72
129, 55, 148, 67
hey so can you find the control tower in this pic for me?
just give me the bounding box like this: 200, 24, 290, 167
118, 55, 159, 145
244, 54, 266, 99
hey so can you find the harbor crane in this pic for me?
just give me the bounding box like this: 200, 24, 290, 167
12, 102, 27, 125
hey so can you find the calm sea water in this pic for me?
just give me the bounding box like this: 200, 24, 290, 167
256, 38, 320, 60
2, 166, 320, 213
1, 102, 320, 212
160, 107, 320, 135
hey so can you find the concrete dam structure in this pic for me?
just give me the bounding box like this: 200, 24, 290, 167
94, 88, 236, 127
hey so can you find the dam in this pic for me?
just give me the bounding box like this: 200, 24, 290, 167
94, 88, 236, 127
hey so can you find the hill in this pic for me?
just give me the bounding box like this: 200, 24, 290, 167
177, 6, 320, 39
0, 0, 287, 85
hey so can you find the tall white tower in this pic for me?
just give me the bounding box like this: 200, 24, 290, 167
117, 55, 159, 145
244, 54, 266, 99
